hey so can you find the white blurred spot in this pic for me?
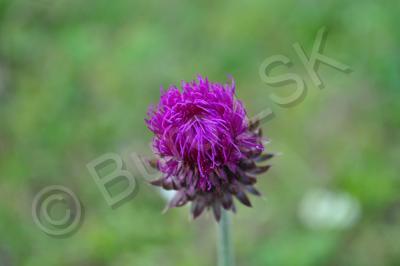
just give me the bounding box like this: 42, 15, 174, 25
298, 188, 361, 230
159, 189, 176, 201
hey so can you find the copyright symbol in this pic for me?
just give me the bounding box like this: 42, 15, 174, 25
32, 185, 83, 237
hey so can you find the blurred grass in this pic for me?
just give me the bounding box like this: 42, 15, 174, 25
0, 0, 399, 265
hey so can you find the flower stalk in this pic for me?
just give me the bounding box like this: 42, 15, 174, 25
218, 209, 234, 266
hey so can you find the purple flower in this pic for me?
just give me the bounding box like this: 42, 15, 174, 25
146, 75, 273, 220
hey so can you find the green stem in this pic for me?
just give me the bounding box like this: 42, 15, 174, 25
217, 209, 234, 266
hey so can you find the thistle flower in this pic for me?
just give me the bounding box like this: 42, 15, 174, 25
146, 75, 273, 221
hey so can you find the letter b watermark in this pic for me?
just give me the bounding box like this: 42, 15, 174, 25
87, 153, 138, 208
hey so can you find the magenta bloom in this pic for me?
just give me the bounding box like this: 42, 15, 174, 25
146, 76, 272, 220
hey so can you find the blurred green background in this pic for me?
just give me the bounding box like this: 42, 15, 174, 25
0, 0, 399, 265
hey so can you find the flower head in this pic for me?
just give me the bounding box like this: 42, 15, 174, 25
146, 75, 273, 220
